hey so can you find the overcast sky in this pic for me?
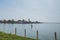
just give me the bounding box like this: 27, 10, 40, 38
0, 0, 60, 22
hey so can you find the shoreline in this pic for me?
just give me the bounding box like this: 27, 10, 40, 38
0, 32, 35, 40
0, 22, 42, 24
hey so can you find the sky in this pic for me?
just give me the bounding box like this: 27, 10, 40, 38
0, 0, 60, 22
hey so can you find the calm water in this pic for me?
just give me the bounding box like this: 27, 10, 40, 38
0, 23, 60, 40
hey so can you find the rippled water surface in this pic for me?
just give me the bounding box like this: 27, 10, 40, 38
0, 23, 60, 40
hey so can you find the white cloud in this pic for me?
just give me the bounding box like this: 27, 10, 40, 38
0, 0, 60, 22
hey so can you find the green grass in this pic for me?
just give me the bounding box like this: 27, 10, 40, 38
0, 32, 35, 40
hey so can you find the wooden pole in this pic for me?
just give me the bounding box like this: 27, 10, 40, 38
54, 32, 57, 40
24, 29, 26, 37
36, 30, 38, 40
15, 28, 17, 35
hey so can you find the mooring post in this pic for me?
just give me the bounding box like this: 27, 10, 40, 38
15, 27, 17, 35
54, 32, 57, 40
24, 29, 26, 37
36, 30, 38, 40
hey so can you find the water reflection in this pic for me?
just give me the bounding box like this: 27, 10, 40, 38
0, 23, 60, 40
31, 24, 33, 29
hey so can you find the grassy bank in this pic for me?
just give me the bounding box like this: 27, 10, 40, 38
0, 32, 35, 40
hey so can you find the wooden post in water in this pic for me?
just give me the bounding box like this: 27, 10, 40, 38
15, 27, 17, 35
24, 29, 26, 37
36, 30, 38, 40
54, 32, 57, 40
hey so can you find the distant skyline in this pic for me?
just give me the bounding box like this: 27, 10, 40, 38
0, 0, 60, 22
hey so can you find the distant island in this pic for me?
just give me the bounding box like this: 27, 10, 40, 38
0, 19, 42, 24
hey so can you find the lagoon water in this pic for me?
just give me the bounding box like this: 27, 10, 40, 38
0, 23, 60, 40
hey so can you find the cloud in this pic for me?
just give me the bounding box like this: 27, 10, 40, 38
0, 0, 60, 22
